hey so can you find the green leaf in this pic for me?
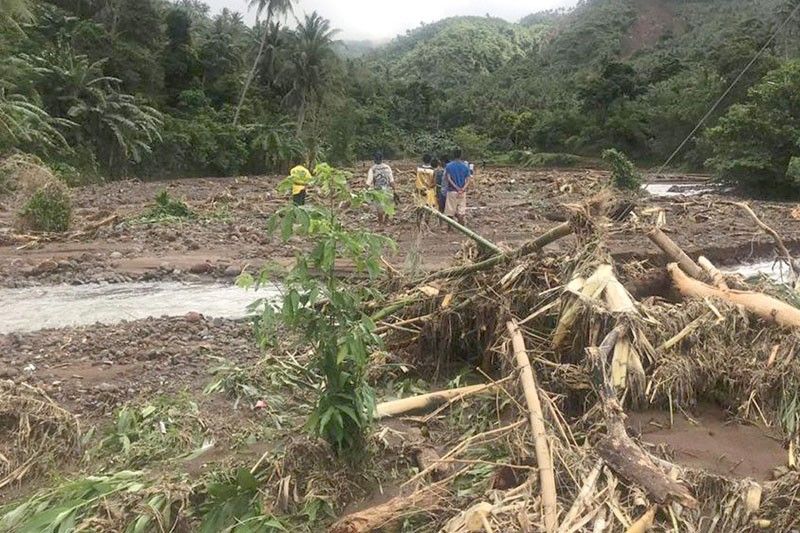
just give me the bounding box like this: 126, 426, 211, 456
236, 468, 258, 492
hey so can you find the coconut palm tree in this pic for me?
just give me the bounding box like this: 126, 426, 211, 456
283, 11, 338, 136
232, 0, 295, 126
0, 0, 32, 31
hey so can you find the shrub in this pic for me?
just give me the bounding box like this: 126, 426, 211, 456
1, 155, 72, 232
144, 190, 195, 220
18, 179, 72, 232
602, 148, 641, 190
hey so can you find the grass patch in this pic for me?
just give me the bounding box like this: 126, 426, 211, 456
90, 395, 205, 470
132, 190, 195, 224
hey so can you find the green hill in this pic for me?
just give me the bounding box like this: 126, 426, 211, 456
368, 16, 554, 89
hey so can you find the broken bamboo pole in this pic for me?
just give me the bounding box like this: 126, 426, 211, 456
646, 227, 705, 280
422, 205, 503, 255
426, 222, 572, 282
374, 383, 499, 419
668, 263, 800, 328
507, 320, 558, 533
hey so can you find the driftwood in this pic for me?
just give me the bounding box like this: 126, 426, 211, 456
646, 227, 705, 281
82, 214, 120, 233
593, 329, 698, 509
422, 205, 503, 255
668, 263, 800, 328
734, 202, 799, 280
507, 320, 558, 533
374, 383, 498, 419
328, 483, 445, 533
698, 256, 729, 290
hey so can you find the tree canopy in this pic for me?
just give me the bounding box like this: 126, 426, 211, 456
2, 0, 800, 192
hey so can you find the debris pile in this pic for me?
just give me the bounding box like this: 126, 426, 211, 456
333, 198, 800, 531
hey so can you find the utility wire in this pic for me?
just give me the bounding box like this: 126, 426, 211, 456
656, 1, 800, 175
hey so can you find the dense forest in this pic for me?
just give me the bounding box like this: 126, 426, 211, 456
3, 0, 800, 191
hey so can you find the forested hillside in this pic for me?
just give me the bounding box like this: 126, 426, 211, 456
3, 0, 800, 191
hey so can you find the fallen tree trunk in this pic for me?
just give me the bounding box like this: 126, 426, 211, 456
507, 320, 558, 533
647, 228, 705, 281
668, 263, 800, 328
592, 329, 697, 509
374, 383, 498, 419
422, 205, 503, 255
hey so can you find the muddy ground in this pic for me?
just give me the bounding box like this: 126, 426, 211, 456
2, 165, 799, 509
2, 163, 799, 288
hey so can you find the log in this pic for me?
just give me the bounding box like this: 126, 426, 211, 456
592, 330, 698, 509
422, 205, 503, 255
646, 228, 705, 281
668, 263, 800, 328
507, 320, 558, 533
697, 256, 729, 290
374, 383, 498, 419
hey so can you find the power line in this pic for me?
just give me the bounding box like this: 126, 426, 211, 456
656, 1, 800, 175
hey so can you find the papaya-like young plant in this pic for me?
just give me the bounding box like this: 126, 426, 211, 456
241, 163, 395, 453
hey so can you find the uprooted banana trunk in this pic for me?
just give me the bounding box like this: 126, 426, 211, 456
668, 263, 800, 328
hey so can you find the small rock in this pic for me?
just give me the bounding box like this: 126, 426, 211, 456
189, 262, 213, 274
110, 251, 123, 260
96, 382, 117, 392
33, 259, 59, 274
23, 363, 36, 373
185, 312, 204, 323
0, 366, 19, 379
223, 265, 241, 278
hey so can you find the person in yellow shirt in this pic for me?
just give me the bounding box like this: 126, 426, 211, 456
289, 164, 311, 206
415, 154, 436, 209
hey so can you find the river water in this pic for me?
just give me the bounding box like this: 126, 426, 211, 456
643, 182, 714, 197
0, 281, 280, 334
724, 260, 794, 283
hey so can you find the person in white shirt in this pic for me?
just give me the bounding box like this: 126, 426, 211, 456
366, 152, 395, 226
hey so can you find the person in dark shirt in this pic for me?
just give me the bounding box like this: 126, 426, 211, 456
443, 148, 471, 225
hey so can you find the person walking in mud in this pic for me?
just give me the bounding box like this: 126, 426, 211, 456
366, 152, 395, 226
444, 148, 472, 227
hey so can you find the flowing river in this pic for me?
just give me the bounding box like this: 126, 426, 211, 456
0, 281, 280, 334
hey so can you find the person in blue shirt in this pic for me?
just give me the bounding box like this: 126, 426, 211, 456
444, 148, 472, 225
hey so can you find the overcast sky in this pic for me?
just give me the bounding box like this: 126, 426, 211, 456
203, 0, 579, 40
